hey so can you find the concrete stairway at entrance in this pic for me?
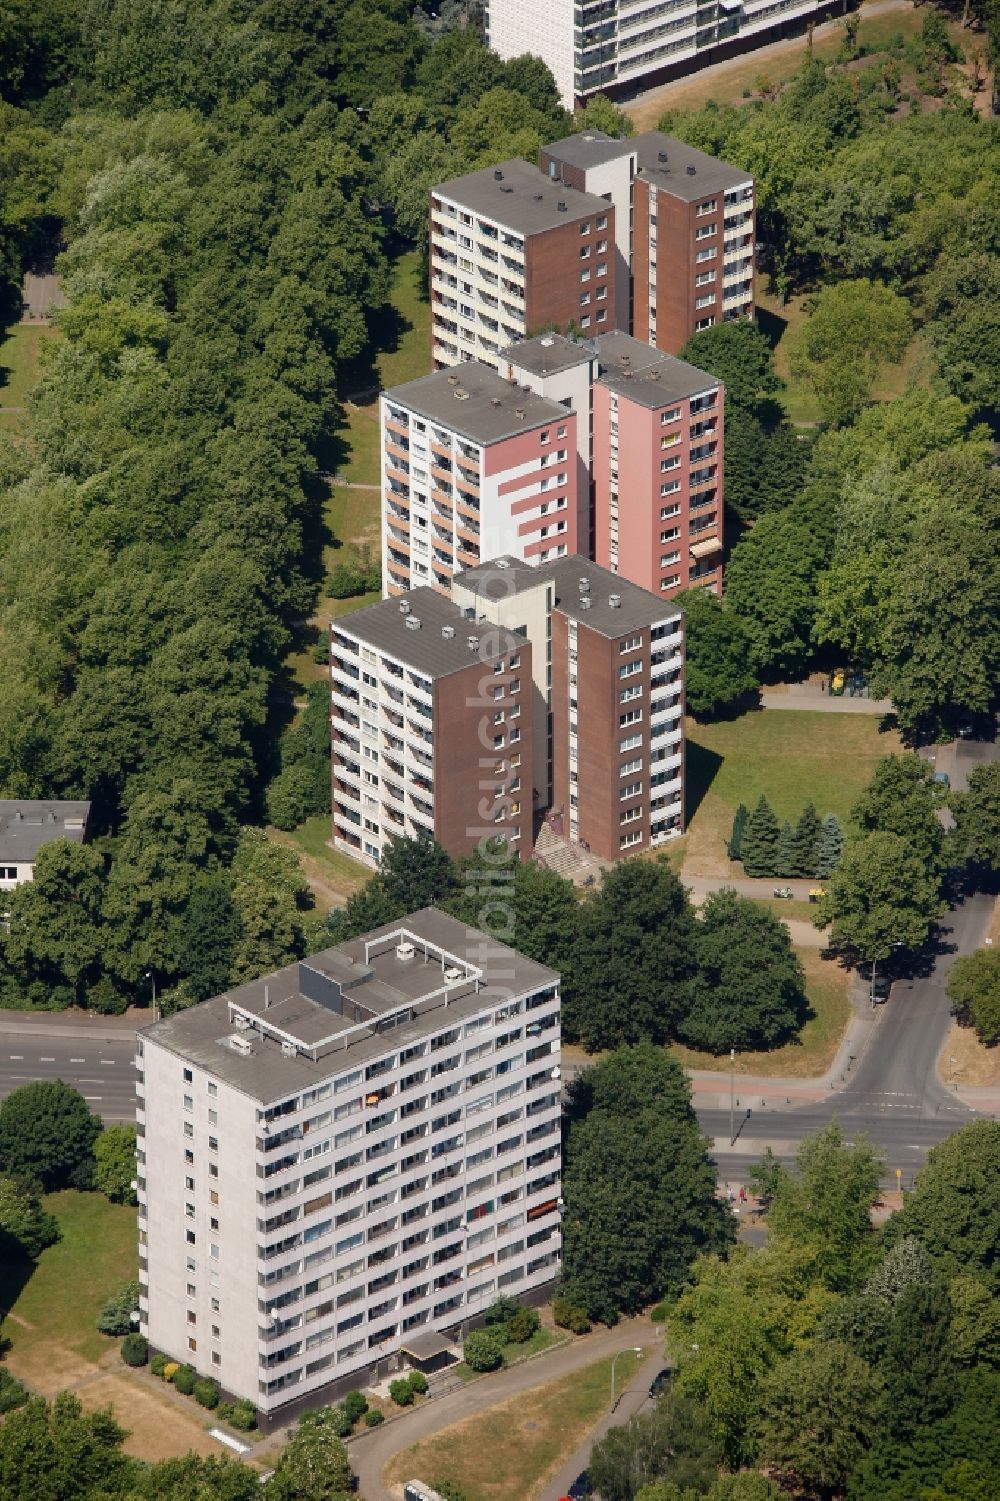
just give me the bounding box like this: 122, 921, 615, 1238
534, 823, 607, 887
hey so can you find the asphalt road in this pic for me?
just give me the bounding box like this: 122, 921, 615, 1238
0, 1027, 138, 1122
702, 886, 994, 1185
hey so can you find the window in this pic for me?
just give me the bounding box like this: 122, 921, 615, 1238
186, 1282, 196, 1297
696, 294, 716, 309
696, 198, 718, 216
207, 1082, 217, 1098
580, 269, 590, 283
620, 635, 643, 654
183, 1069, 193, 1084
597, 310, 607, 322
596, 264, 607, 277
187, 1309, 197, 1325
188, 1338, 197, 1352
580, 222, 591, 235
695, 270, 716, 286
212, 1351, 221, 1367
695, 224, 717, 240
579, 245, 590, 260
186, 1230, 196, 1245
580, 292, 590, 306
580, 316, 590, 328
183, 1094, 193, 1111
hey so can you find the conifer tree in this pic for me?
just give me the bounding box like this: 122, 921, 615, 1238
793, 802, 822, 877
742, 795, 781, 877
727, 803, 748, 861
815, 814, 845, 879
776, 819, 795, 878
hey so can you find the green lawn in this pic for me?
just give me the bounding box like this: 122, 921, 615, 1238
336, 249, 430, 486
386, 1350, 644, 1501
0, 323, 57, 431
267, 815, 369, 909
669, 945, 850, 1078
452, 1326, 568, 1380
683, 709, 900, 878
0, 1190, 138, 1374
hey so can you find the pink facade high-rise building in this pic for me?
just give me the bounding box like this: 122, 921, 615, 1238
504, 331, 724, 598
380, 365, 582, 598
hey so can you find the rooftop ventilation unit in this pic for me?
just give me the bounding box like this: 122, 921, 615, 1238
496, 558, 510, 569
658, 150, 668, 163
686, 164, 696, 175
467, 635, 479, 650
396, 940, 416, 961
579, 577, 590, 592
533, 193, 544, 201
580, 597, 592, 609
230, 1034, 253, 1056
442, 624, 456, 639
280, 1040, 297, 1057
447, 373, 459, 384
515, 407, 526, 419
540, 335, 554, 347
490, 397, 501, 407
233, 1013, 251, 1030
405, 616, 421, 630
455, 389, 470, 401
443, 965, 463, 982
557, 201, 567, 212
499, 184, 513, 193
609, 593, 621, 608
400, 600, 411, 613
494, 169, 504, 181
649, 370, 660, 380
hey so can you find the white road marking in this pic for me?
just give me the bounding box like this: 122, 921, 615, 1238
8, 1054, 22, 1060
79, 1078, 104, 1085
40, 1056, 55, 1062
100, 1059, 116, 1066
84, 1096, 102, 1102
70, 1057, 85, 1063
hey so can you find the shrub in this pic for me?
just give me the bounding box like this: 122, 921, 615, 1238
650, 1302, 670, 1324
325, 1404, 353, 1437
508, 1307, 540, 1344
194, 1378, 220, 1409
552, 1296, 592, 1335
217, 1399, 258, 1431
150, 1352, 168, 1377
484, 1295, 520, 1327
389, 1378, 415, 1406
433, 1483, 471, 1501
162, 1361, 180, 1382
97, 1279, 141, 1336
407, 1369, 428, 1395
121, 1333, 148, 1367
172, 1364, 197, 1395
364, 1408, 384, 1427
463, 1329, 503, 1373
342, 1389, 368, 1423
0, 1368, 29, 1413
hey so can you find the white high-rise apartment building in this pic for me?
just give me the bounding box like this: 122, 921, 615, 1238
137, 909, 562, 1423
485, 0, 835, 109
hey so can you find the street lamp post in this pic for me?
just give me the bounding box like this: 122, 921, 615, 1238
610, 1346, 643, 1413
729, 1047, 736, 1146
144, 971, 158, 1020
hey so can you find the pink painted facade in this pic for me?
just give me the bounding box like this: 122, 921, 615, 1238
593, 379, 724, 598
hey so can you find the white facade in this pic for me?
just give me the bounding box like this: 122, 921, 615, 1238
486, 0, 832, 107
430, 196, 527, 370
138, 917, 563, 1419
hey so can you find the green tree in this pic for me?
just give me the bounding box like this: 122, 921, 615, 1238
0, 1081, 101, 1191
679, 889, 806, 1053
884, 1121, 1000, 1288
181, 879, 240, 1001
266, 679, 333, 831
851, 754, 944, 874
754, 1123, 883, 1292
462, 1329, 503, 1371
814, 831, 946, 964
93, 1124, 137, 1205
229, 829, 314, 985
792, 803, 821, 878
561, 1047, 732, 1321
565, 860, 698, 1049
679, 321, 782, 410
574, 94, 635, 137
705, 1478, 783, 1501
589, 1392, 722, 1501
0, 841, 107, 1009
0, 1392, 130, 1501
0, 1175, 59, 1260
447, 845, 581, 976
756, 1340, 882, 1498
946, 949, 1000, 1047
776, 819, 795, 878
672, 590, 758, 719
727, 803, 748, 862
267, 1406, 357, 1501
881, 1277, 956, 1441
336, 835, 457, 941
923, 252, 1000, 417
949, 763, 1000, 873
788, 279, 913, 425
740, 795, 781, 878
814, 814, 844, 879
725, 497, 830, 675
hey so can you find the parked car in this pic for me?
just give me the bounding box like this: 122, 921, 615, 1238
871, 974, 891, 1005
649, 1368, 672, 1400
933, 771, 950, 789
567, 1473, 592, 1499
773, 886, 793, 898
808, 887, 825, 904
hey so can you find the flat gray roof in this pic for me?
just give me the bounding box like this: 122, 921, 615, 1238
543, 130, 629, 171
504, 332, 595, 379
455, 553, 682, 640
433, 157, 611, 236
386, 366, 569, 447
141, 908, 559, 1105
633, 131, 752, 201
545, 555, 683, 638
592, 331, 719, 408
0, 801, 91, 864
332, 589, 524, 680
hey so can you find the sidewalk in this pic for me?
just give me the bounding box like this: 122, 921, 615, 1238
347, 1316, 657, 1501
537, 1347, 662, 1501
0, 1008, 143, 1043
761, 684, 893, 715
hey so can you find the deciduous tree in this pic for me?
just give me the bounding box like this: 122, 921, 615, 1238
0, 1081, 101, 1191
